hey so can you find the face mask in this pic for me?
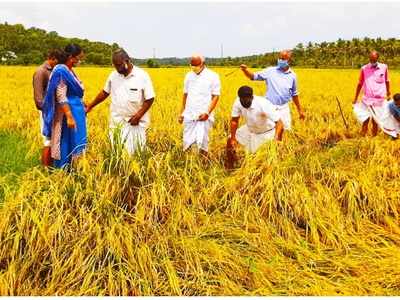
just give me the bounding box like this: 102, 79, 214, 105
277, 59, 289, 69
191, 65, 202, 74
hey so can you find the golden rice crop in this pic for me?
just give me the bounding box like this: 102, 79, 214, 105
0, 66, 399, 295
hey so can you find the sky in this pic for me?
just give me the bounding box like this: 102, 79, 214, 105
1, 1, 399, 59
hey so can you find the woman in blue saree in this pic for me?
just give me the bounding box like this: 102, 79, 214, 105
42, 44, 87, 169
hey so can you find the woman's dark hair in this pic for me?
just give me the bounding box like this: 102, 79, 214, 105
64, 44, 82, 58
394, 93, 400, 103
55, 49, 68, 64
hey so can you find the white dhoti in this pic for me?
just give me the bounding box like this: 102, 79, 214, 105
270, 102, 291, 130
183, 120, 213, 151
353, 102, 399, 137
236, 125, 275, 153
109, 122, 146, 155
39, 111, 51, 147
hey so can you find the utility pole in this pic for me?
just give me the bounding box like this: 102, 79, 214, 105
153, 48, 156, 59
221, 44, 224, 59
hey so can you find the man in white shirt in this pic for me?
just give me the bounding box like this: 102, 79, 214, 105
86, 49, 155, 155
226, 86, 283, 169
178, 54, 221, 156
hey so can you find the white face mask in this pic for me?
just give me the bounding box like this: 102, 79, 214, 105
191, 65, 202, 74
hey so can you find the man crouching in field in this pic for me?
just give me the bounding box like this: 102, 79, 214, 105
32, 49, 63, 166
226, 86, 283, 169
380, 93, 400, 139
85, 49, 155, 155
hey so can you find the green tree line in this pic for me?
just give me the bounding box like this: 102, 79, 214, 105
0, 22, 121, 65
1, 22, 400, 68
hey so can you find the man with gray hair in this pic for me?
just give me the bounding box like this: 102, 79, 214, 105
178, 54, 221, 156
86, 48, 155, 155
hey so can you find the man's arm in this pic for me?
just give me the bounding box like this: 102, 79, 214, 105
199, 95, 219, 121
86, 90, 110, 113
354, 69, 364, 103
292, 95, 305, 120
178, 93, 187, 123
274, 119, 284, 141
386, 81, 391, 99
129, 98, 155, 126
240, 64, 254, 80
228, 116, 240, 147
33, 71, 45, 110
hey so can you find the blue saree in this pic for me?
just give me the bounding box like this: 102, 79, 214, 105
42, 64, 87, 169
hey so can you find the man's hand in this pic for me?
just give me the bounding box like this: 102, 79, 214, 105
198, 113, 209, 121
240, 64, 248, 71
178, 115, 184, 124
66, 116, 77, 129
298, 108, 305, 120
227, 136, 238, 148
129, 113, 142, 126
84, 102, 92, 114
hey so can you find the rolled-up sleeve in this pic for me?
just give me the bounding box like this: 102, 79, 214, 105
183, 74, 189, 94
253, 68, 269, 81
291, 74, 299, 97
231, 99, 242, 118
211, 74, 221, 96
143, 73, 155, 100
103, 74, 112, 94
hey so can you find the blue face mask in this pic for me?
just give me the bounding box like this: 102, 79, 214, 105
277, 59, 289, 69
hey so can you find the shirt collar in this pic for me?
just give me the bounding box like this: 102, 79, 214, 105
368, 62, 380, 69
120, 65, 135, 78
44, 61, 52, 70
276, 66, 292, 74
193, 66, 207, 76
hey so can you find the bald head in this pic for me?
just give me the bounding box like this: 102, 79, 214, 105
369, 50, 379, 64
190, 54, 205, 66
279, 50, 292, 61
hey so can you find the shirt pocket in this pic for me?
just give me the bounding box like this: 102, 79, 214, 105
126, 87, 143, 102
374, 72, 385, 84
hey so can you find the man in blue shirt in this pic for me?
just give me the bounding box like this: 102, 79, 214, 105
389, 93, 400, 123
240, 50, 305, 135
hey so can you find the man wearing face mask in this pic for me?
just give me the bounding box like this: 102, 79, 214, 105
178, 54, 221, 155
225, 86, 283, 168
85, 48, 155, 155
353, 50, 391, 137
240, 50, 304, 137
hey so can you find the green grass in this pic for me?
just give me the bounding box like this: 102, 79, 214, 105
0, 130, 39, 203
